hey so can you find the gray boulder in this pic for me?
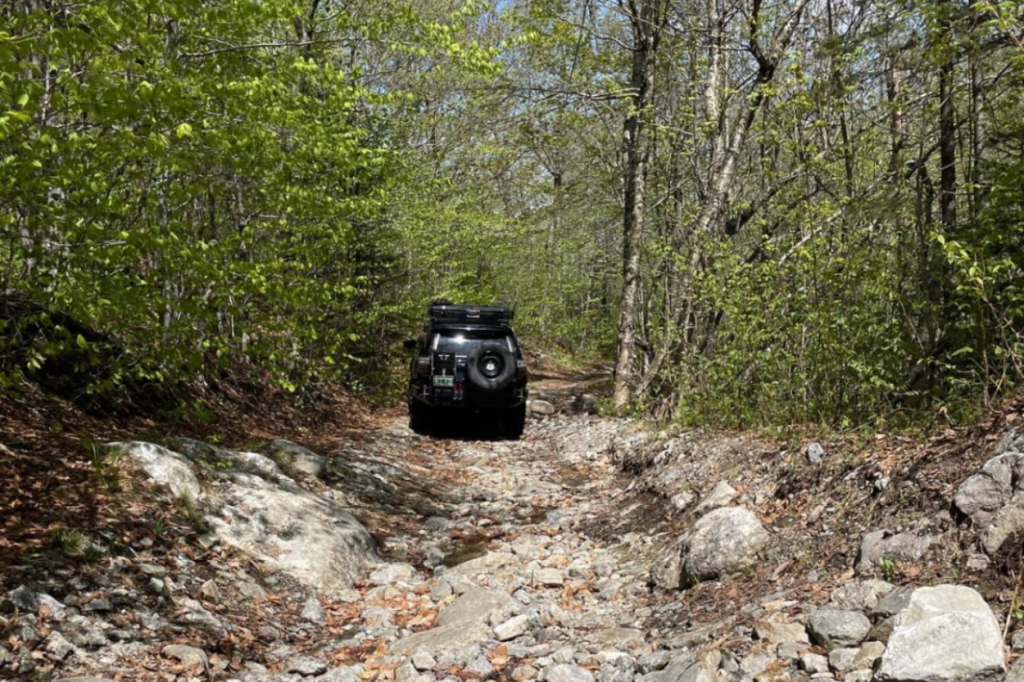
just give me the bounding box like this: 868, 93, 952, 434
530, 400, 556, 416
391, 588, 516, 657
876, 585, 1005, 682
116, 440, 376, 595
806, 609, 871, 650
856, 529, 934, 574
265, 439, 326, 478
955, 449, 1024, 555
204, 451, 377, 594
108, 442, 202, 500
680, 507, 770, 585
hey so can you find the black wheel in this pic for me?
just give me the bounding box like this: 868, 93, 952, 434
503, 403, 526, 440
466, 341, 516, 392
409, 401, 430, 435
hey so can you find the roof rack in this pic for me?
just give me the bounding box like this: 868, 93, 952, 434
429, 304, 514, 324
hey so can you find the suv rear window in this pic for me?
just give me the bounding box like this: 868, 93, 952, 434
432, 329, 516, 354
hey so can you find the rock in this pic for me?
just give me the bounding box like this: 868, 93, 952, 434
162, 644, 209, 672
287, 655, 329, 676
530, 400, 556, 416
1012, 628, 1024, 652
693, 481, 738, 514
739, 653, 775, 678
466, 655, 496, 679
754, 620, 809, 645
302, 595, 325, 623
37, 593, 67, 620
845, 672, 873, 682
107, 442, 203, 500
534, 568, 565, 587
806, 610, 871, 650
680, 507, 770, 585
1006, 657, 1024, 682
800, 653, 829, 674
577, 394, 600, 415
670, 491, 695, 512
953, 447, 1024, 555
392, 588, 515, 656
9, 585, 38, 612
955, 453, 1021, 525
829, 580, 894, 611
546, 664, 596, 682
828, 648, 859, 673
868, 615, 895, 644
411, 650, 436, 671
173, 597, 224, 630
512, 664, 540, 681
84, 597, 112, 612
650, 540, 684, 590
369, 563, 416, 585
856, 529, 934, 574
852, 641, 885, 670
871, 587, 915, 620
44, 631, 75, 660
494, 614, 531, 641
777, 642, 802, 660
876, 585, 1005, 682
239, 581, 268, 599
199, 579, 222, 603
589, 627, 645, 649
205, 450, 378, 595
806, 442, 825, 464
265, 439, 326, 478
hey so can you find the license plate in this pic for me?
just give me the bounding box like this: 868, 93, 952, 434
433, 375, 454, 387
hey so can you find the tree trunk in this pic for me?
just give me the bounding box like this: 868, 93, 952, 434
613, 0, 666, 409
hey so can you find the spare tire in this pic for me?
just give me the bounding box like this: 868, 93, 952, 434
466, 341, 516, 392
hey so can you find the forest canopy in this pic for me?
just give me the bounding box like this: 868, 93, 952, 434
2, 0, 1024, 426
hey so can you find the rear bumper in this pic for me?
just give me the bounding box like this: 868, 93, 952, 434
409, 383, 527, 409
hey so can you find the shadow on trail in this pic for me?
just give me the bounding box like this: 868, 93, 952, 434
415, 412, 524, 442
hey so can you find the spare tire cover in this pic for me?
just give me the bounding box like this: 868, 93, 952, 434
466, 341, 516, 392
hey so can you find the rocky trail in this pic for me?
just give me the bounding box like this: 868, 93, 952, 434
5, 381, 1024, 682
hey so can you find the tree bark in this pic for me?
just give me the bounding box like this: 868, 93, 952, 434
613, 0, 667, 409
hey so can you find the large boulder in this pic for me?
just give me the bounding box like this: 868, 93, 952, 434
205, 454, 377, 594
680, 507, 770, 586
109, 442, 202, 501
876, 585, 1005, 682
111, 440, 377, 595
955, 442, 1024, 555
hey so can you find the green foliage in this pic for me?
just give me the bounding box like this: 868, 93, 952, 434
0, 0, 501, 400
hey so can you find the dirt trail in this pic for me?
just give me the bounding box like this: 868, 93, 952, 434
4, 386, 1024, 682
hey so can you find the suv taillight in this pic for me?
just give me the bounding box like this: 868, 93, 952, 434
516, 360, 528, 379
417, 357, 430, 377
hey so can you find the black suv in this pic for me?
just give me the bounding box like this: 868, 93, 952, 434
404, 303, 528, 438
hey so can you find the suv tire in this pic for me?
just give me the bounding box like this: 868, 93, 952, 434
409, 401, 430, 435
466, 341, 516, 392
504, 403, 526, 440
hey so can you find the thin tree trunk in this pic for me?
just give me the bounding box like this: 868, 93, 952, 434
613, 0, 667, 409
